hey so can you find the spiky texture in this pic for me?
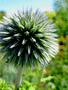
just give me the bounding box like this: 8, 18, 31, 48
0, 10, 58, 67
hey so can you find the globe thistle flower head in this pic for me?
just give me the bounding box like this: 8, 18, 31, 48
0, 10, 59, 67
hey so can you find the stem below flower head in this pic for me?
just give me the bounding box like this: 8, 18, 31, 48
14, 65, 22, 90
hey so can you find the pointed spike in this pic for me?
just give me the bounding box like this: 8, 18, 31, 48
33, 51, 38, 59
25, 31, 29, 35
10, 43, 16, 49
0, 32, 9, 34
19, 23, 24, 29
36, 34, 43, 37
31, 37, 36, 42
14, 33, 20, 37
18, 48, 23, 56
28, 46, 31, 55
39, 59, 45, 65
3, 37, 12, 41
22, 39, 26, 45
18, 50, 21, 56
7, 27, 12, 30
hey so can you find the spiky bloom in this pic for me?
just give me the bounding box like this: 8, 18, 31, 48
0, 10, 58, 67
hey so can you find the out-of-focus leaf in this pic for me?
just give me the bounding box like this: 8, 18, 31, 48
40, 76, 54, 82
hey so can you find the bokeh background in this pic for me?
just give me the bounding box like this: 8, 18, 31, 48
0, 0, 68, 90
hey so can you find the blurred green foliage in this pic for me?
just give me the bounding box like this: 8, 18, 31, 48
0, 0, 68, 89
46, 0, 68, 36
54, 0, 68, 36
0, 79, 15, 90
0, 11, 5, 21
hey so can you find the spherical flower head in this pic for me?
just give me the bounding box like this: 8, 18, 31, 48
0, 10, 59, 67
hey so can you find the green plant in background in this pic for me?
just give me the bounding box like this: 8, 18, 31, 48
19, 80, 36, 90
54, 0, 68, 36
43, 0, 68, 90
0, 79, 15, 90
46, 0, 68, 37
0, 11, 6, 21
0, 9, 58, 89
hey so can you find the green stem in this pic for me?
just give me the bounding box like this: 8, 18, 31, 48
15, 66, 22, 90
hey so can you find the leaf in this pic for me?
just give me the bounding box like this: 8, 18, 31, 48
40, 76, 54, 82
